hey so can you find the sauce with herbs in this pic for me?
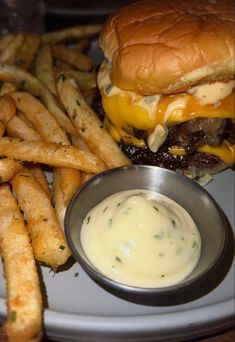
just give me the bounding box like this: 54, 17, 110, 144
81, 190, 201, 288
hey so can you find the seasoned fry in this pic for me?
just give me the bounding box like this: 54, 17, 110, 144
11, 167, 71, 269
17, 111, 36, 129
71, 135, 94, 188
55, 70, 96, 90
0, 137, 106, 173
0, 158, 22, 182
0, 33, 14, 54
35, 44, 57, 95
0, 63, 76, 135
81, 172, 94, 184
54, 167, 81, 207
14, 33, 41, 71
0, 94, 16, 122
71, 135, 91, 152
52, 44, 93, 71
42, 24, 102, 44
0, 82, 18, 96
57, 77, 130, 168
11, 92, 68, 144
0, 184, 42, 342
55, 60, 73, 71
6, 115, 41, 141
0, 95, 16, 136
73, 38, 90, 52
27, 164, 51, 200
52, 168, 82, 230
82, 88, 96, 105
0, 33, 25, 63
52, 170, 66, 230
0, 121, 4, 137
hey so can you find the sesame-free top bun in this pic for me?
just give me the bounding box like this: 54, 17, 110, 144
99, 0, 235, 95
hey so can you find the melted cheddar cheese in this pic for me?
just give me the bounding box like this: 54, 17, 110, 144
97, 61, 235, 164
169, 141, 235, 165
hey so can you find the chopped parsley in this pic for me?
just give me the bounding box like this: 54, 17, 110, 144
86, 216, 90, 224
59, 245, 65, 250
59, 74, 66, 81
115, 256, 122, 262
20, 80, 26, 89
10, 310, 17, 322
154, 233, 163, 239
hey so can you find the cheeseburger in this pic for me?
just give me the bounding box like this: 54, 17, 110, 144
96, 0, 235, 177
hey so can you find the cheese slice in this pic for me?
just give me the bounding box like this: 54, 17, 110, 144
169, 141, 235, 165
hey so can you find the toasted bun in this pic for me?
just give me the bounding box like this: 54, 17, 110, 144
100, 0, 235, 95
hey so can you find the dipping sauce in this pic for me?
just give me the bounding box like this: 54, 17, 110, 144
81, 190, 201, 288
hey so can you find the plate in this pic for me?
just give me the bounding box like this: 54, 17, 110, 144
45, 0, 138, 17
0, 169, 234, 341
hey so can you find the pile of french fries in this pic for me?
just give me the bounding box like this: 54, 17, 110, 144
0, 25, 130, 341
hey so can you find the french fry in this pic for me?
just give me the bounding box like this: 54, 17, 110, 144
0, 95, 16, 136
14, 33, 41, 71
0, 33, 14, 54
52, 45, 93, 71
11, 167, 71, 269
52, 170, 66, 230
57, 77, 131, 168
81, 172, 94, 184
52, 168, 82, 230
82, 88, 96, 105
0, 184, 42, 342
72, 38, 89, 52
0, 63, 76, 135
0, 82, 18, 96
6, 115, 41, 141
0, 33, 25, 64
71, 135, 91, 152
0, 121, 4, 137
54, 167, 81, 207
11, 92, 68, 144
0, 137, 106, 173
0, 94, 16, 122
55, 70, 96, 90
42, 24, 102, 44
0, 158, 22, 182
27, 163, 52, 200
55, 60, 73, 71
17, 111, 36, 129
35, 44, 57, 95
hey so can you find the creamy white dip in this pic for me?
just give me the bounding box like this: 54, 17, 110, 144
81, 189, 201, 288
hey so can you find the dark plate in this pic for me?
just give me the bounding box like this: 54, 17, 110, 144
45, 0, 139, 16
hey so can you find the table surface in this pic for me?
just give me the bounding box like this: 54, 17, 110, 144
0, 325, 234, 341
